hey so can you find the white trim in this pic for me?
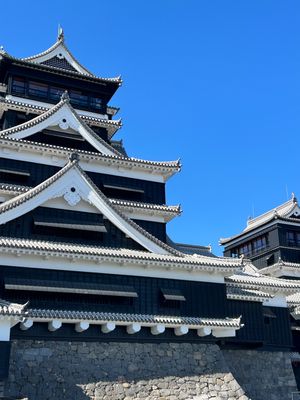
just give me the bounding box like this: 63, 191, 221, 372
263, 294, 288, 308
20, 318, 239, 338
0, 143, 171, 183
0, 192, 178, 223
0, 165, 171, 254
1, 102, 117, 157
0, 252, 227, 284
34, 221, 107, 233
23, 41, 93, 76
0, 168, 30, 176
5, 283, 138, 298
5, 95, 109, 120
103, 184, 144, 194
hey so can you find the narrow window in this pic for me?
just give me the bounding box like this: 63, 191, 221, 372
28, 81, 48, 98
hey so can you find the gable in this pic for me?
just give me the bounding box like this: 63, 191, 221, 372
0, 159, 179, 256
0, 206, 145, 252
22, 34, 93, 76
0, 98, 121, 157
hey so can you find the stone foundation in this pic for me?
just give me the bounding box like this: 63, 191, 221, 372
223, 349, 298, 400
3, 340, 297, 400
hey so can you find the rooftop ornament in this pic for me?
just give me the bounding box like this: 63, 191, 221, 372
57, 25, 64, 41
61, 90, 70, 101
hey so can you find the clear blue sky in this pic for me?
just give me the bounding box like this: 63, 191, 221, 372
1, 1, 300, 255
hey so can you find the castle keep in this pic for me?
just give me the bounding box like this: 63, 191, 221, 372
0, 30, 299, 400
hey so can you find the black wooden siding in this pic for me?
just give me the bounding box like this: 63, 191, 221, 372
2, 265, 293, 348
0, 266, 228, 318
4, 64, 118, 103
226, 299, 264, 344
262, 306, 293, 348
0, 206, 166, 248
224, 222, 300, 268
0, 341, 11, 380
0, 157, 166, 204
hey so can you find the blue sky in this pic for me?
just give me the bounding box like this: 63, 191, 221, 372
1, 1, 300, 255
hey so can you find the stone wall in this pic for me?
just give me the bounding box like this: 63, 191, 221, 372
222, 349, 298, 400
2, 340, 297, 400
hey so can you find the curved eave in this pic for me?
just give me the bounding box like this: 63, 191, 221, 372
226, 287, 273, 302
0, 98, 122, 157
220, 215, 300, 246
0, 237, 243, 273
25, 308, 242, 330
0, 51, 122, 86
21, 38, 93, 76
0, 137, 180, 178
226, 278, 300, 293
0, 184, 181, 222
0, 98, 121, 137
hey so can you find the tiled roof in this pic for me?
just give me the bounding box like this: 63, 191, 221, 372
0, 96, 123, 157
226, 286, 273, 302
0, 183, 181, 218
0, 299, 27, 316
0, 158, 182, 256
287, 292, 300, 306
0, 137, 180, 175
260, 260, 300, 276
0, 97, 121, 137
220, 195, 300, 245
226, 272, 300, 292
167, 236, 215, 257
0, 159, 77, 214
0, 237, 243, 272
27, 308, 242, 329
0, 49, 121, 85
21, 34, 93, 76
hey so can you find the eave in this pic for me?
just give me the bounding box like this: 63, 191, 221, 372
0, 183, 182, 223
0, 137, 180, 182
0, 51, 122, 87
226, 275, 300, 294
0, 237, 243, 274
226, 286, 273, 303
0, 97, 121, 138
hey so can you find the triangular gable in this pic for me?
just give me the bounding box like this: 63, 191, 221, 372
21, 30, 93, 76
0, 156, 180, 256
0, 95, 122, 157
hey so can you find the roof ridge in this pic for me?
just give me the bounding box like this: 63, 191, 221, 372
0, 183, 181, 214
0, 236, 243, 269
0, 96, 123, 157
1, 52, 122, 83
0, 137, 181, 170
75, 163, 183, 257
0, 158, 77, 214
21, 34, 94, 76
247, 197, 296, 226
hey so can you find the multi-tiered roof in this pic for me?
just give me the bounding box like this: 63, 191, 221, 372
0, 30, 299, 349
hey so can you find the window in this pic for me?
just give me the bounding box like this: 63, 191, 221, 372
90, 97, 102, 110
11, 77, 26, 95
286, 231, 300, 247
231, 235, 268, 258
252, 236, 267, 254
239, 243, 252, 257
28, 81, 48, 98
49, 86, 64, 101
70, 90, 88, 107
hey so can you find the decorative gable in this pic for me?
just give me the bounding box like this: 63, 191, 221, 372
0, 156, 180, 256
0, 95, 121, 157
22, 29, 93, 76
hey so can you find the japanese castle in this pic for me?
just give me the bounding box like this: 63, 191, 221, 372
0, 29, 300, 396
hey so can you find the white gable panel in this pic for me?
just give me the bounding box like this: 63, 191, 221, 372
1, 101, 118, 157
0, 162, 173, 255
